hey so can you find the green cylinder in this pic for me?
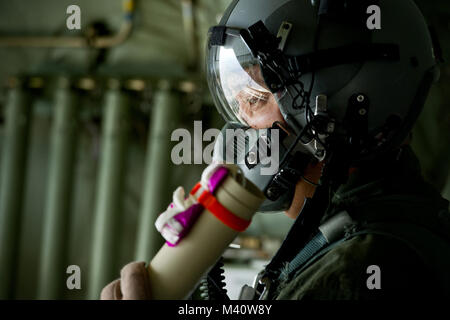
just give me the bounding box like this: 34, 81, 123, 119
135, 82, 179, 262
0, 82, 32, 299
88, 81, 129, 299
37, 79, 78, 299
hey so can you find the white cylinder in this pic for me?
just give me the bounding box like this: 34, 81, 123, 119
147, 171, 264, 299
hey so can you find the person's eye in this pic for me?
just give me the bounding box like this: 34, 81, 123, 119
247, 97, 258, 105
244, 87, 270, 102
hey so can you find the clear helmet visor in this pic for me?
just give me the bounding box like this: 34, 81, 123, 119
207, 33, 285, 129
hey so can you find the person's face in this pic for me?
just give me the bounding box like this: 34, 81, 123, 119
235, 64, 286, 129
236, 89, 285, 129
239, 65, 322, 218
230, 63, 322, 217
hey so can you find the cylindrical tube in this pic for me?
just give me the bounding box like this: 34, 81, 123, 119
135, 82, 179, 262
38, 78, 78, 299
88, 81, 129, 299
0, 80, 32, 299
148, 170, 264, 300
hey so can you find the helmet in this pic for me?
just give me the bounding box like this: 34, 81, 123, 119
206, 0, 439, 211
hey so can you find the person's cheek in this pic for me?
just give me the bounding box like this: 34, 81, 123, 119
255, 100, 283, 129
269, 97, 287, 125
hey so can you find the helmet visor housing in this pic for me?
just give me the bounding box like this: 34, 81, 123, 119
207, 31, 286, 129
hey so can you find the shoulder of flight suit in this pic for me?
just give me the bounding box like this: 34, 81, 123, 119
274, 233, 442, 300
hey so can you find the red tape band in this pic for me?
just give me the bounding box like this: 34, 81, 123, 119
190, 183, 202, 195
197, 189, 250, 232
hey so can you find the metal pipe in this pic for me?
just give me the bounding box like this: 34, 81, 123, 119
0, 0, 134, 48
135, 81, 179, 263
181, 0, 199, 70
88, 80, 129, 299
37, 78, 78, 300
0, 80, 32, 299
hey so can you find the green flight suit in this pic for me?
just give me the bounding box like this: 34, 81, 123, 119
269, 146, 450, 300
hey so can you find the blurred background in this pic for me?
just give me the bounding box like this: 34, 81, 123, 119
0, 0, 448, 300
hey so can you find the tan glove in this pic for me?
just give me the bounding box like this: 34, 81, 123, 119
100, 262, 152, 300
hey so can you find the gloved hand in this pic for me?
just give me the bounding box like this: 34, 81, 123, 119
100, 262, 152, 300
